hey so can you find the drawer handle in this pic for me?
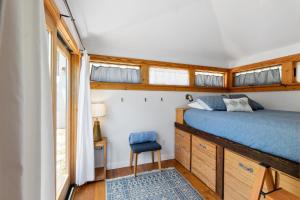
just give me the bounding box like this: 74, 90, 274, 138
239, 162, 254, 173
199, 144, 207, 149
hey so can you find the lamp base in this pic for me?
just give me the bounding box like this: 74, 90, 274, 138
93, 120, 102, 142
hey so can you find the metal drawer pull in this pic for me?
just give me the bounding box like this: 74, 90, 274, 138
199, 143, 207, 149
239, 162, 254, 173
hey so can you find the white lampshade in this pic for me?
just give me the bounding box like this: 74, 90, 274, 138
92, 103, 106, 117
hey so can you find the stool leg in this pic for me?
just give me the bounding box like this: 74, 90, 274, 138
134, 153, 138, 177
157, 150, 161, 171
130, 149, 133, 167
152, 151, 154, 164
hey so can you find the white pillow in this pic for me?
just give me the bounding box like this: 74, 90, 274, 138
188, 101, 212, 111
197, 99, 213, 111
223, 97, 253, 112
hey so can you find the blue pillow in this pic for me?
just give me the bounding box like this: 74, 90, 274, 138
129, 131, 157, 145
197, 96, 227, 111
229, 94, 264, 110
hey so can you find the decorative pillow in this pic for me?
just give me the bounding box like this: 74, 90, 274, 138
188, 101, 212, 111
229, 94, 264, 110
223, 97, 253, 112
197, 96, 227, 111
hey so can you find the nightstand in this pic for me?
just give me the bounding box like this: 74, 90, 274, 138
94, 137, 107, 181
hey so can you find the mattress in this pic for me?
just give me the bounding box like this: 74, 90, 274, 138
184, 109, 300, 163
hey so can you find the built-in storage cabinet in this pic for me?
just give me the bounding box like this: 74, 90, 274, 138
175, 122, 300, 199
175, 129, 191, 170
224, 149, 261, 200
224, 150, 288, 200
276, 171, 300, 198
191, 135, 217, 192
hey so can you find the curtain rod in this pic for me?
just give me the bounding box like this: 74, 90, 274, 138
60, 0, 86, 51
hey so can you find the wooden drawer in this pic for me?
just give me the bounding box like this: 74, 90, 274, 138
276, 171, 300, 198
191, 135, 216, 192
224, 149, 261, 200
175, 129, 191, 170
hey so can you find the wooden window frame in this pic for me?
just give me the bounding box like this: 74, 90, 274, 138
89, 54, 229, 93
229, 54, 300, 92
44, 1, 81, 200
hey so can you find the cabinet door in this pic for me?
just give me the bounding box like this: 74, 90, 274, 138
276, 171, 300, 198
191, 135, 216, 191
224, 150, 261, 200
175, 129, 191, 170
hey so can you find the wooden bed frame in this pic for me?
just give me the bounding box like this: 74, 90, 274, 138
175, 108, 300, 198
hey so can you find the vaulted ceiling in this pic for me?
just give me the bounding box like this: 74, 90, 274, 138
55, 0, 300, 67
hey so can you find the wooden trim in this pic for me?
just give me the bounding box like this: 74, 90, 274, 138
230, 84, 300, 93
140, 64, 149, 84
175, 123, 300, 179
231, 53, 300, 73
282, 62, 296, 85
189, 68, 196, 87
70, 54, 81, 183
44, 0, 80, 55
90, 54, 229, 72
90, 82, 229, 92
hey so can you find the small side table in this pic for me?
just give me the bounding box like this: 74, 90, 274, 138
94, 137, 107, 181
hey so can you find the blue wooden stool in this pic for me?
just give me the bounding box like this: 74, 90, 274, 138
130, 141, 162, 176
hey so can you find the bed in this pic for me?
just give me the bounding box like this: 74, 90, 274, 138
183, 109, 300, 163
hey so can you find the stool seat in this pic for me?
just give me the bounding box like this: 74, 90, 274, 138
130, 141, 161, 153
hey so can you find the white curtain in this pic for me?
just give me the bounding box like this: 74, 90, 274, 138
235, 67, 281, 87
76, 51, 95, 185
0, 0, 55, 200
149, 67, 189, 86
195, 74, 224, 87
91, 65, 141, 83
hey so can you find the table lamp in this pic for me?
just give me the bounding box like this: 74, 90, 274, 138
92, 103, 106, 142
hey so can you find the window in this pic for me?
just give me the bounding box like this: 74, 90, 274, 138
56, 44, 70, 198
296, 62, 300, 83
234, 65, 282, 87
47, 30, 52, 75
149, 67, 189, 86
195, 71, 224, 87
90, 62, 141, 83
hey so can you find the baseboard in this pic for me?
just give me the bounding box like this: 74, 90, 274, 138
107, 153, 174, 170
107, 159, 176, 175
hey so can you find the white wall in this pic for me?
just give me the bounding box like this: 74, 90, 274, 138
230, 42, 300, 67
91, 88, 300, 170
236, 91, 300, 112
91, 90, 219, 169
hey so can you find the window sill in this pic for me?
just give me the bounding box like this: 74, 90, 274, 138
90, 82, 228, 92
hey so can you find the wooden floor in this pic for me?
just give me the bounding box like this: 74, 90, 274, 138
73, 160, 220, 200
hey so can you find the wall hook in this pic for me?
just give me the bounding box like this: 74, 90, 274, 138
161, 97, 164, 102
121, 97, 124, 102
144, 98, 147, 102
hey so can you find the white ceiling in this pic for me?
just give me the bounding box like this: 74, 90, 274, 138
56, 0, 300, 67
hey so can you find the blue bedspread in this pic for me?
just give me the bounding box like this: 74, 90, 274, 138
184, 109, 300, 163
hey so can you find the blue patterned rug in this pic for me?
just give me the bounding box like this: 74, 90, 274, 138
106, 168, 203, 200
